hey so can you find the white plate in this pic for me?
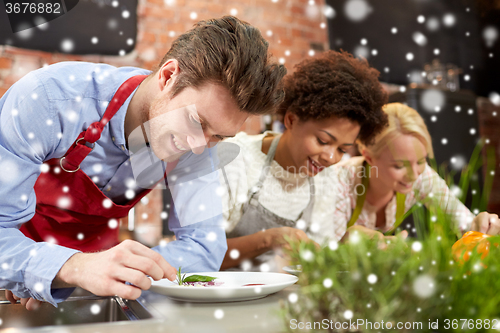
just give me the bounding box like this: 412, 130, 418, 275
282, 265, 302, 276
149, 271, 298, 302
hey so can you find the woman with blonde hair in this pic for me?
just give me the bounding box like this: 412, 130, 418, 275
334, 102, 499, 237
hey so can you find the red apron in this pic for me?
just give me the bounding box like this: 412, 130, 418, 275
20, 75, 175, 252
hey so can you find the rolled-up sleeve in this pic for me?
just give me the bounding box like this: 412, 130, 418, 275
0, 73, 80, 306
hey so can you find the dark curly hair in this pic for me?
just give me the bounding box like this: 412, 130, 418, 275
277, 50, 388, 145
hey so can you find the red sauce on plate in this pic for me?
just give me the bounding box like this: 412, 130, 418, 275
242, 284, 265, 287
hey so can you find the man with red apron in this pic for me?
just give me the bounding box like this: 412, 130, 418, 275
0, 16, 287, 310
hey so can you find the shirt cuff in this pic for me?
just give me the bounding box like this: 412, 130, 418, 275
24, 244, 80, 307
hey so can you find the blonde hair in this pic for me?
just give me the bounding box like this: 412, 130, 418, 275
358, 103, 434, 159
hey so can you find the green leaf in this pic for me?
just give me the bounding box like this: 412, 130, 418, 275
183, 274, 217, 282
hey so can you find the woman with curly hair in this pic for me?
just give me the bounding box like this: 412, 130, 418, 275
219, 50, 388, 270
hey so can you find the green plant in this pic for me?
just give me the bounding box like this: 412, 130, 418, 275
281, 143, 498, 332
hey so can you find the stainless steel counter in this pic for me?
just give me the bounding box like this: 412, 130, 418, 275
0, 285, 297, 333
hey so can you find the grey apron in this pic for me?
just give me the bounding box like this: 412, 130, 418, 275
226, 135, 315, 269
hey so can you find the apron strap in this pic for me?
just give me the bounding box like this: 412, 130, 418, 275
347, 161, 407, 228
250, 134, 316, 225
248, 134, 282, 198
395, 192, 406, 221
347, 163, 370, 228
60, 75, 148, 172
297, 176, 315, 224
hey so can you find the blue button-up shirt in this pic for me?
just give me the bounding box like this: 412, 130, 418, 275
0, 62, 227, 306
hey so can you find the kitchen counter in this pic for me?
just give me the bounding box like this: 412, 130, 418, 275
0, 285, 298, 333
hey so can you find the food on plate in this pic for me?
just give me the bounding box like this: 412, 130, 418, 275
175, 267, 224, 287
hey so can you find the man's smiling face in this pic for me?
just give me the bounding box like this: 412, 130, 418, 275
145, 81, 247, 162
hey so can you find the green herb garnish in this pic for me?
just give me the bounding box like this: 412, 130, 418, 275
176, 267, 216, 285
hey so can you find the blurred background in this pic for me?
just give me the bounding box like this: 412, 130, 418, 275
1, 0, 499, 244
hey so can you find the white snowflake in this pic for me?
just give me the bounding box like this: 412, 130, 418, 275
93, 164, 103, 173
102, 199, 112, 209
344, 310, 353, 319
34, 282, 44, 293
108, 219, 118, 229
427, 17, 440, 31
413, 274, 436, 298
125, 190, 135, 199
489, 92, 500, 106
323, 5, 335, 19
90, 304, 101, 315
420, 89, 445, 112
301, 249, 314, 262
412, 241, 423, 252
40, 163, 50, 173
483, 26, 498, 47
288, 293, 298, 303
442, 13, 456, 27
0, 160, 19, 183
296, 219, 306, 230
259, 263, 270, 272
229, 249, 240, 259
328, 240, 338, 250
241, 260, 252, 271
344, 0, 372, 22
206, 232, 217, 242
214, 309, 224, 320
60, 39, 74, 53
309, 223, 320, 233
412, 31, 427, 46
367, 274, 377, 284
354, 45, 369, 59
58, 197, 71, 209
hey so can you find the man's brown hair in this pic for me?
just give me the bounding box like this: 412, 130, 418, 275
277, 50, 388, 145
156, 16, 286, 115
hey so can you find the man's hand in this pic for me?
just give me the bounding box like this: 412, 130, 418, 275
5, 290, 42, 311
55, 239, 177, 300
471, 212, 500, 235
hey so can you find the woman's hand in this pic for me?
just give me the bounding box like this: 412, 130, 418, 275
266, 227, 320, 250
471, 212, 500, 235
341, 225, 408, 249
